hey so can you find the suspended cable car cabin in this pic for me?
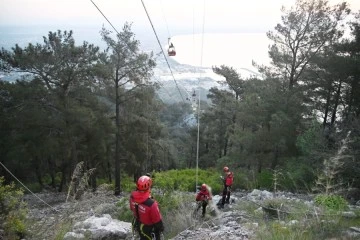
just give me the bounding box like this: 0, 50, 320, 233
168, 43, 176, 56
168, 38, 176, 56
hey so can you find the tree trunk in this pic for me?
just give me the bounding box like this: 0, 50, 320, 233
188, 146, 195, 168
271, 146, 279, 170
323, 87, 331, 128
330, 79, 343, 127
47, 157, 56, 188
90, 158, 97, 191
257, 157, 262, 173
34, 157, 43, 188
58, 161, 67, 192
345, 78, 355, 121
223, 138, 228, 156
107, 159, 112, 183
106, 144, 112, 184
114, 76, 121, 196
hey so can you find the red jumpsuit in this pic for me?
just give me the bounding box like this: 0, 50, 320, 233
221, 171, 234, 206
130, 190, 164, 240
196, 188, 212, 217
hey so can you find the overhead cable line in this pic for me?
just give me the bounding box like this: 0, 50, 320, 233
158, 0, 192, 102
195, 0, 206, 192
159, 0, 172, 38
89, 0, 174, 100
140, 0, 186, 103
0, 162, 60, 212
90, 0, 120, 35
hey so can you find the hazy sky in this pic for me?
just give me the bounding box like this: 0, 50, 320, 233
1, 0, 359, 75
1, 0, 360, 34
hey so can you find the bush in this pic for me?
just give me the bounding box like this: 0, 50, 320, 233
262, 198, 288, 220
116, 198, 133, 222
25, 182, 42, 193
120, 174, 136, 192
314, 194, 348, 211
0, 177, 28, 239
281, 158, 315, 192
257, 169, 273, 189
153, 168, 223, 195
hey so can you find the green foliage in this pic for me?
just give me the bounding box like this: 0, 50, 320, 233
314, 132, 352, 195
116, 197, 134, 222
314, 194, 348, 211
116, 187, 195, 239
0, 177, 28, 239
97, 178, 112, 186
25, 182, 42, 193
245, 196, 355, 240
53, 220, 73, 240
42, 173, 62, 187
281, 158, 315, 192
257, 169, 273, 189
120, 175, 136, 193
152, 168, 222, 194
158, 193, 195, 239
262, 198, 288, 220
296, 121, 324, 156
153, 191, 184, 213
232, 170, 247, 190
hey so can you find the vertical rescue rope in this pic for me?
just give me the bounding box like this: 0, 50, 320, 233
195, 0, 206, 192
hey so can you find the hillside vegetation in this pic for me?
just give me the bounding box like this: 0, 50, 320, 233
1, 0, 360, 239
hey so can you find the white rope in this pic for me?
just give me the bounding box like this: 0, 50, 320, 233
0, 161, 60, 212
195, 0, 206, 192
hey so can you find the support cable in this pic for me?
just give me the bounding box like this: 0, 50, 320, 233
157, 0, 193, 101
159, 0, 172, 38
89, 0, 175, 100
90, 0, 120, 35
140, 0, 185, 103
0, 162, 60, 212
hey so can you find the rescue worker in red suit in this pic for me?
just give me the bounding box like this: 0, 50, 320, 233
195, 183, 212, 217
220, 166, 234, 208
130, 175, 164, 240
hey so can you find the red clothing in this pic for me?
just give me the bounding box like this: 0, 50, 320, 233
129, 190, 163, 226
224, 172, 234, 186
196, 189, 212, 201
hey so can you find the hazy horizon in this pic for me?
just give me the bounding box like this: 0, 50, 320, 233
0, 25, 270, 74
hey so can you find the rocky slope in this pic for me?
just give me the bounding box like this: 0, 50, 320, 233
22, 188, 360, 240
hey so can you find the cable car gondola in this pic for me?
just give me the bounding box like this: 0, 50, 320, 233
168, 38, 176, 56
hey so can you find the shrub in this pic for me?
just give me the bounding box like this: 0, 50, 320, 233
281, 158, 315, 192
314, 194, 348, 211
25, 182, 42, 193
120, 174, 136, 192
257, 169, 273, 189
54, 220, 73, 240
153, 168, 223, 195
262, 198, 288, 220
0, 177, 28, 239
116, 197, 133, 222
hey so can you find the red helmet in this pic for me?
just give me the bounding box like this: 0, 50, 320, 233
137, 175, 152, 191
223, 166, 229, 172
201, 183, 207, 191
